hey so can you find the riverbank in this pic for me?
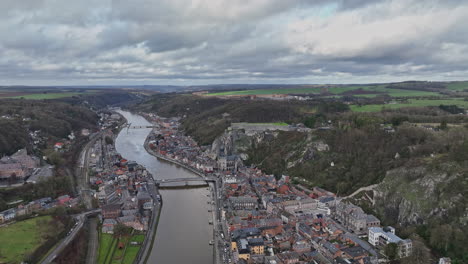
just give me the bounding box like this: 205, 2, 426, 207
142, 121, 221, 264
143, 136, 207, 178
114, 115, 162, 264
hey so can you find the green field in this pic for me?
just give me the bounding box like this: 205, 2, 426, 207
205, 85, 442, 98
110, 237, 128, 264
131, 234, 145, 243
0, 216, 52, 263
10, 92, 84, 99
98, 233, 143, 264
206, 87, 321, 96
351, 99, 468, 112
122, 246, 140, 264
374, 88, 439, 97
98, 233, 116, 264
446, 81, 468, 91
340, 86, 440, 97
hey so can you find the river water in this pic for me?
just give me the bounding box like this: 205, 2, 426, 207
115, 110, 213, 264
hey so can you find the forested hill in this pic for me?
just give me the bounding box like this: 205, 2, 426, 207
0, 100, 99, 156
134, 93, 349, 145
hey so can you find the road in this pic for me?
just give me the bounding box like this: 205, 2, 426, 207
86, 218, 98, 264
40, 209, 101, 264
155, 176, 217, 184
77, 132, 103, 210
39, 131, 104, 264
136, 180, 161, 264
343, 184, 379, 200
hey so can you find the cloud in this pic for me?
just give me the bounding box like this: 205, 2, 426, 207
0, 0, 467, 85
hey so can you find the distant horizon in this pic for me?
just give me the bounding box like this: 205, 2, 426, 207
1, 79, 467, 89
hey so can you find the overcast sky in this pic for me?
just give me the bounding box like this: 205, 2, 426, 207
1, 0, 467, 85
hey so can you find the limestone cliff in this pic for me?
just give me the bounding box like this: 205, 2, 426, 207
210, 127, 329, 174
373, 162, 467, 227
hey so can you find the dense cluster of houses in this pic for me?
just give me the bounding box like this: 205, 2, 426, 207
87, 129, 155, 235
220, 167, 412, 263
0, 194, 78, 223
145, 114, 218, 172
142, 112, 413, 264
99, 111, 122, 130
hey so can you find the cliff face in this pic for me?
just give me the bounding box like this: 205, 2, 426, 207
374, 163, 467, 227
210, 127, 328, 176
210, 128, 277, 160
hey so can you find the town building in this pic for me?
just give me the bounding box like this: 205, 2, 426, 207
368, 226, 412, 258
102, 203, 122, 219
102, 219, 117, 234
335, 202, 380, 234
229, 196, 258, 210
0, 163, 25, 180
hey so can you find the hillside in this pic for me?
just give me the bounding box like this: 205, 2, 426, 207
368, 160, 468, 262
134, 93, 348, 145
0, 100, 99, 156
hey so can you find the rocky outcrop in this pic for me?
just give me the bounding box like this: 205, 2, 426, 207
373, 163, 467, 226
210, 127, 329, 170
210, 128, 277, 160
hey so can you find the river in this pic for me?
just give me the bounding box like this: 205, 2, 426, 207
115, 110, 213, 264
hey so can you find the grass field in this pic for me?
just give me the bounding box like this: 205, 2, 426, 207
98, 233, 143, 264
375, 88, 439, 97
351, 99, 468, 112
131, 234, 145, 243
205, 85, 442, 98
446, 81, 468, 91
206, 87, 322, 96
9, 92, 84, 99
122, 246, 140, 264
0, 89, 98, 100
340, 86, 440, 97
0, 216, 51, 263
110, 237, 128, 264
98, 233, 115, 264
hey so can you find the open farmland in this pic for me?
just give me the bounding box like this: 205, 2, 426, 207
0, 88, 98, 100
205, 87, 322, 96
446, 81, 468, 91
204, 85, 443, 98
9, 92, 84, 99
0, 216, 52, 263
351, 99, 468, 112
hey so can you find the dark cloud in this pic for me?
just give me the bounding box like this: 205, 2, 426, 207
0, 0, 467, 85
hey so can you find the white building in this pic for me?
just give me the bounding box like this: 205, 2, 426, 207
368, 226, 412, 258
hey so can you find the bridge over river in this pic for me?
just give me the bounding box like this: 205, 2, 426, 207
126, 123, 158, 131
155, 176, 217, 187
